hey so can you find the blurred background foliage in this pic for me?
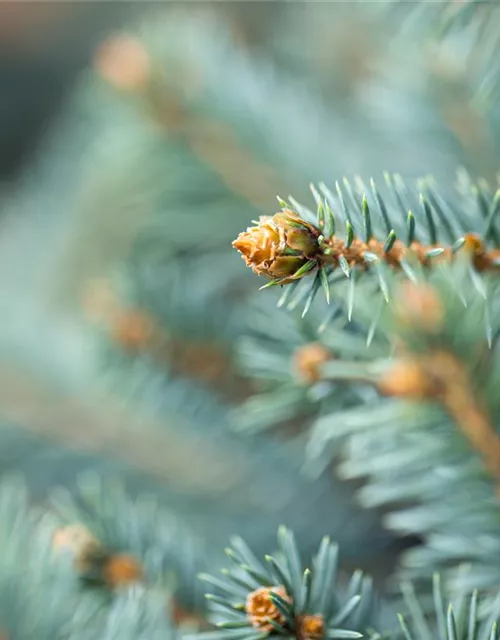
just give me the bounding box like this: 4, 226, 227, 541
0, 0, 499, 636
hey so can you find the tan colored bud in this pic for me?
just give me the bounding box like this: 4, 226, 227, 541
378, 359, 435, 400
246, 585, 291, 631
111, 310, 155, 351
293, 343, 333, 385
102, 553, 144, 588
298, 614, 325, 640
233, 211, 320, 283
95, 34, 151, 92
395, 281, 444, 333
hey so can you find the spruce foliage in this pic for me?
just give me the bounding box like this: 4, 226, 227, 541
1, 1, 500, 638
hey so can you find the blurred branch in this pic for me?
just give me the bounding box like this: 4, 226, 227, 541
144, 78, 287, 212
380, 349, 500, 484
0, 362, 248, 495
184, 117, 286, 212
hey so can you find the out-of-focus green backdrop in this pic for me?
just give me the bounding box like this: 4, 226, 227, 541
0, 0, 497, 610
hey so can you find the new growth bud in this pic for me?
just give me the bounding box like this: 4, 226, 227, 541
233, 210, 320, 283
246, 586, 291, 631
